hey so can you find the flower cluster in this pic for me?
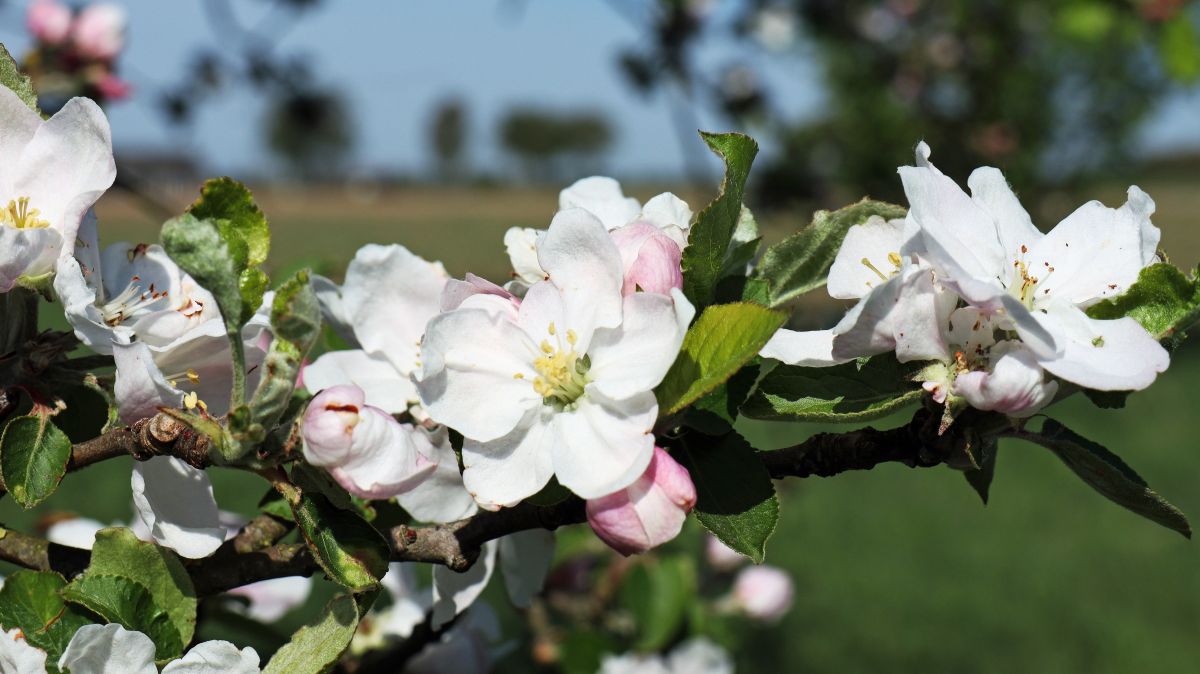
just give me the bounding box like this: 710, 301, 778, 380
23, 0, 131, 106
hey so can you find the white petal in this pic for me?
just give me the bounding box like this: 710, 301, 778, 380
461, 409, 556, 510
226, 576, 312, 623
161, 641, 260, 674
499, 529, 555, 608
0, 226, 61, 292
304, 350, 414, 413
827, 216, 913, 300
131, 457, 225, 559
892, 266, 955, 363
0, 626, 47, 674
1034, 303, 1169, 391
640, 192, 692, 247
953, 342, 1057, 417
967, 166, 1042, 260
551, 390, 656, 499
112, 340, 183, 424
54, 253, 112, 351
395, 427, 478, 523
416, 308, 541, 442
0, 86, 42, 186
830, 275, 905, 361
376, 563, 432, 639
45, 518, 107, 549
999, 294, 1060, 358
59, 623, 156, 674
666, 638, 735, 674
536, 208, 625, 344
331, 410, 437, 500
340, 244, 448, 376
503, 227, 548, 286
559, 176, 641, 230
759, 328, 848, 367
1123, 185, 1160, 265
311, 274, 360, 348
587, 292, 690, 400
431, 540, 497, 629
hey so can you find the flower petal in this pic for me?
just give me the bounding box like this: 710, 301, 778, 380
499, 529, 555, 608
431, 540, 497, 629
304, 349, 414, 413
1034, 303, 1169, 391
0, 86, 41, 185
640, 192, 692, 247
536, 208, 624, 345
461, 408, 556, 510
827, 216, 913, 300
311, 273, 360, 348
131, 456, 225, 559
559, 176, 640, 230
59, 623, 157, 674
503, 227, 547, 287
0, 226, 61, 292
587, 291, 691, 400
330, 409, 437, 500
953, 342, 1057, 417
0, 626, 47, 674
395, 427, 479, 523
759, 328, 848, 367
967, 166, 1042, 260
551, 389, 657, 499
226, 577, 312, 624
112, 340, 183, 424
161, 641, 261, 674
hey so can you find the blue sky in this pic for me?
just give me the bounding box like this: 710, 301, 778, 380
2, 0, 1197, 178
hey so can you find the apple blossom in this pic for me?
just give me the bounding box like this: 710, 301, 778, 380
732, 565, 795, 622
586, 446, 697, 555
0, 627, 47, 674
901, 142, 1169, 391
226, 576, 313, 623
705, 534, 746, 571
131, 456, 227, 559
598, 638, 734, 674
416, 208, 694, 507
26, 0, 72, 45
58, 624, 260, 674
71, 3, 127, 61
0, 87, 114, 292
609, 221, 684, 295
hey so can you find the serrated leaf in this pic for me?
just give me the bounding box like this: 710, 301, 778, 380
656, 303, 786, 415
0, 571, 94, 671
0, 43, 39, 113
162, 212, 248, 332
1023, 419, 1191, 538
741, 357, 923, 422
284, 484, 390, 592
1085, 263, 1200, 345
681, 132, 759, 309
677, 432, 778, 563
85, 528, 197, 647
0, 415, 72, 508
190, 177, 270, 267
754, 199, 907, 308
62, 574, 183, 661
263, 594, 360, 674
619, 557, 695, 651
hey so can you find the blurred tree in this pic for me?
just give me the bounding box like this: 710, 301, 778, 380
429, 98, 469, 182
498, 108, 614, 181
264, 86, 354, 182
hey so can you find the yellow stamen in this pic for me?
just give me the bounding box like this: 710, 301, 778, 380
861, 257, 888, 282
0, 197, 50, 229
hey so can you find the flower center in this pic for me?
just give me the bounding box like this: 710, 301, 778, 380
525, 322, 590, 407
861, 251, 903, 285
100, 275, 170, 326
1006, 245, 1054, 309
0, 197, 50, 229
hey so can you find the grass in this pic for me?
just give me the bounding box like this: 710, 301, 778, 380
4, 179, 1199, 670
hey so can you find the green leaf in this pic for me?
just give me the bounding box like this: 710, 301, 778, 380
963, 438, 999, 505
162, 212, 248, 329
684, 361, 761, 435
1159, 16, 1200, 82
264, 594, 360, 674
720, 205, 762, 279
1023, 419, 1191, 538
62, 574, 183, 661
1085, 263, 1200, 346
0, 43, 39, 113
247, 270, 321, 435
655, 303, 786, 415
84, 528, 198, 647
0, 571, 94, 670
557, 629, 619, 674
677, 432, 779, 563
619, 557, 695, 651
0, 415, 72, 508
753, 199, 907, 308
189, 177, 270, 268
681, 132, 759, 309
282, 483, 390, 592
741, 357, 923, 423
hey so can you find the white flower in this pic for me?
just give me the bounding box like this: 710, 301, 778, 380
58, 624, 259, 674
416, 209, 694, 507
732, 565, 795, 623
901, 142, 1169, 391
226, 576, 313, 623
599, 638, 734, 674
0, 87, 114, 292
0, 627, 47, 674
131, 456, 227, 559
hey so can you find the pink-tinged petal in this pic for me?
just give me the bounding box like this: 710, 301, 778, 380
827, 216, 913, 300
586, 447, 694, 556
131, 456, 225, 559
536, 208, 624, 346
1034, 303, 1169, 391
732, 566, 794, 622
59, 624, 156, 674
330, 410, 438, 500
461, 408, 556, 510
587, 291, 690, 400
416, 308, 541, 442
70, 3, 127, 60
499, 529, 556, 608
302, 384, 365, 467
431, 540, 497, 629
967, 166, 1043, 261
559, 176, 641, 230
0, 626, 48, 674
340, 244, 448, 377
304, 350, 413, 413
161, 641, 261, 674
552, 390, 657, 499
953, 342, 1057, 417
442, 272, 520, 313
112, 340, 183, 424
610, 222, 684, 296
27, 0, 72, 44
759, 328, 848, 367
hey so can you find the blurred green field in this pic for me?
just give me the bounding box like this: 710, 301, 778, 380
4, 179, 1198, 671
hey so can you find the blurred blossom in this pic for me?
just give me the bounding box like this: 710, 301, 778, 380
925, 33, 963, 69
752, 6, 797, 51
71, 3, 127, 61
95, 72, 133, 100
26, 0, 72, 45
733, 565, 795, 622
586, 447, 697, 556
704, 534, 745, 571
227, 577, 313, 623
857, 6, 903, 43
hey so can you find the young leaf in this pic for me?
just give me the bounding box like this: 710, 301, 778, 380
0, 415, 72, 508
263, 594, 360, 674
677, 431, 779, 563
84, 528, 198, 647
619, 557, 695, 651
754, 199, 907, 308
655, 302, 786, 416
1022, 419, 1191, 538
188, 176, 270, 269
61, 574, 184, 661
280, 482, 390, 593
681, 132, 759, 309
1085, 263, 1200, 345
740, 357, 923, 423
161, 212, 249, 332
248, 270, 321, 434
684, 361, 761, 435
0, 570, 94, 670
0, 43, 39, 113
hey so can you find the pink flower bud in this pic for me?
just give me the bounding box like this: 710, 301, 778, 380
585, 446, 697, 556
27, 0, 72, 45
732, 565, 794, 622
609, 222, 684, 296
95, 73, 132, 100
705, 534, 746, 571
302, 385, 363, 465
71, 3, 126, 61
